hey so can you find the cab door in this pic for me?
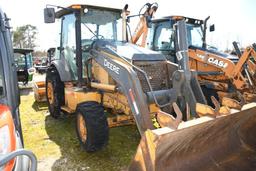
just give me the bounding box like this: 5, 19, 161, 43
60, 14, 77, 80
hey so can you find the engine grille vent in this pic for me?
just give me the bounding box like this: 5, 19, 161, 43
133, 61, 169, 92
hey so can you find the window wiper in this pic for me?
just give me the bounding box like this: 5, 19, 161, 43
82, 23, 97, 37
195, 28, 203, 37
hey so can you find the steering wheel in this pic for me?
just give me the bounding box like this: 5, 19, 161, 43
82, 44, 91, 52
90, 35, 105, 40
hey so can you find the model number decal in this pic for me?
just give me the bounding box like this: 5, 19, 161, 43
208, 57, 228, 68
196, 54, 205, 60
104, 59, 120, 74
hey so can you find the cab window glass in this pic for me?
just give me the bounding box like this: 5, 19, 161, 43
62, 14, 77, 80
153, 21, 174, 51
186, 24, 203, 47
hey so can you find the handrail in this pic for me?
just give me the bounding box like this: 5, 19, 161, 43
0, 149, 37, 171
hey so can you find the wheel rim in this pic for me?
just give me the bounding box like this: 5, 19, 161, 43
77, 113, 87, 143
47, 82, 54, 105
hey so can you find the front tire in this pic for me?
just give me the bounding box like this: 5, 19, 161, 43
46, 68, 64, 118
76, 101, 109, 152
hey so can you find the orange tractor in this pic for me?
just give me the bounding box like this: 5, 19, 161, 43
0, 8, 37, 171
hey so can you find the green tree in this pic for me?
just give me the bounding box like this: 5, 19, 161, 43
13, 24, 38, 49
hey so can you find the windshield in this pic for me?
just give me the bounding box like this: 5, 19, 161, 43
186, 24, 203, 47
153, 21, 204, 51
14, 54, 27, 69
153, 21, 174, 51
81, 9, 122, 46
60, 9, 123, 80
14, 53, 33, 69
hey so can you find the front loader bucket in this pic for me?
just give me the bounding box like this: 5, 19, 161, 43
129, 106, 256, 171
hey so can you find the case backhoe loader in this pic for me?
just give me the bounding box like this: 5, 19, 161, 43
130, 4, 256, 107
0, 7, 37, 171
44, 4, 256, 170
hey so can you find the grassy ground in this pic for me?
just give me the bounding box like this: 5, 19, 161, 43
20, 93, 140, 171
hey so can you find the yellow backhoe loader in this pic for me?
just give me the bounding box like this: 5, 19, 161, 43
43, 4, 256, 170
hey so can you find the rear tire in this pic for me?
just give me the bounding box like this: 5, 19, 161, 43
76, 101, 109, 152
46, 68, 64, 118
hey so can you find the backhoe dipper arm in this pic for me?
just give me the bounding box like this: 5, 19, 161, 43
90, 48, 154, 135
243, 44, 256, 86
232, 42, 254, 86
246, 44, 256, 64
130, 3, 158, 47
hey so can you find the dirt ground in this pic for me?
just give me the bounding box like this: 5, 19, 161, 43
20, 91, 140, 171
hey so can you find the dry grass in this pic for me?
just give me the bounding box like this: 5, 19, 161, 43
20, 93, 140, 171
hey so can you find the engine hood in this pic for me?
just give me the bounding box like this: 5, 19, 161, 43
92, 40, 166, 61
189, 45, 229, 58
189, 46, 239, 63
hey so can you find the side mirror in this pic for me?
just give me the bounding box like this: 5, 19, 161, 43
209, 24, 215, 32
44, 8, 55, 23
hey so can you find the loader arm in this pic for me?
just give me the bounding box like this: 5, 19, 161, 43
174, 20, 207, 116
90, 47, 154, 134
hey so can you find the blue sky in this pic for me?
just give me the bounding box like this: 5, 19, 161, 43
1, 0, 256, 51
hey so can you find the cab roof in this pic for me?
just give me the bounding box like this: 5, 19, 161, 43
152, 16, 204, 26
55, 4, 123, 18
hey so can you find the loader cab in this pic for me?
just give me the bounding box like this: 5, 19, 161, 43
13, 49, 35, 84
148, 16, 205, 62
44, 5, 124, 82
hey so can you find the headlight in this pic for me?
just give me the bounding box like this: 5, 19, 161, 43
0, 125, 11, 171
0, 105, 16, 171
0, 125, 10, 155
28, 68, 36, 74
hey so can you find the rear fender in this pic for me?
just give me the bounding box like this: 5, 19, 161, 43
51, 60, 72, 82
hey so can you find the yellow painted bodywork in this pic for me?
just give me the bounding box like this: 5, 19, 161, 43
65, 88, 159, 113
91, 60, 115, 85
63, 52, 161, 125
65, 87, 101, 111
64, 84, 160, 116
